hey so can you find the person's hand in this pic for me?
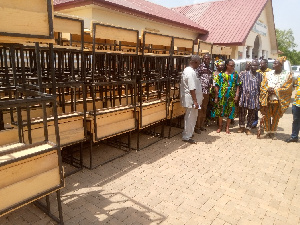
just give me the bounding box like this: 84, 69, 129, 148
193, 102, 199, 109
268, 87, 275, 94
234, 96, 239, 103
260, 106, 267, 115
214, 97, 218, 104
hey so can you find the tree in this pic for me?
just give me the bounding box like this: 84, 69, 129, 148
276, 28, 300, 65
276, 29, 297, 51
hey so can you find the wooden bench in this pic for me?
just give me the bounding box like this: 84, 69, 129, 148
87, 106, 136, 142
0, 142, 64, 219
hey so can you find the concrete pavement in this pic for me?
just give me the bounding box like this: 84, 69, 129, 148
1, 100, 299, 225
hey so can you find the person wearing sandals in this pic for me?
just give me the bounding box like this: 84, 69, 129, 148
252, 59, 271, 128
212, 59, 240, 134
286, 74, 300, 143
260, 56, 293, 140
238, 60, 263, 135
180, 55, 203, 144
207, 59, 225, 127
195, 53, 213, 134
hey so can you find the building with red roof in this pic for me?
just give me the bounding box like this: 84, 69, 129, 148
54, 0, 207, 43
53, 0, 278, 60
173, 0, 278, 59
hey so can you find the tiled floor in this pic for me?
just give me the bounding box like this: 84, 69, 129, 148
1, 102, 299, 225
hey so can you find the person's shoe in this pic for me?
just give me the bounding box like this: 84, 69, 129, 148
245, 129, 252, 135
272, 135, 278, 140
200, 127, 207, 131
261, 133, 271, 139
194, 128, 201, 134
183, 139, 197, 144
238, 127, 245, 133
269, 133, 277, 140
252, 120, 258, 128
285, 137, 298, 143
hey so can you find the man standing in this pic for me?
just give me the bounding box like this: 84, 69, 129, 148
286, 74, 300, 143
180, 55, 203, 144
195, 53, 212, 133
260, 57, 293, 139
252, 59, 271, 128
238, 60, 263, 134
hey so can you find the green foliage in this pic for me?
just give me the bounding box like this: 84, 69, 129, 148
276, 28, 300, 65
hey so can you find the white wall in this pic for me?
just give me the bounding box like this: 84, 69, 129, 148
244, 6, 277, 59
58, 5, 199, 40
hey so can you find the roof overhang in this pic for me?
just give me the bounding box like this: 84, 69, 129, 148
54, 0, 208, 34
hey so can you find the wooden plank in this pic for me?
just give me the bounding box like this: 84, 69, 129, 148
97, 118, 135, 140
0, 150, 58, 189
94, 23, 138, 43
96, 109, 134, 126
142, 102, 166, 116
54, 16, 82, 35
0, 143, 53, 163
0, 8, 49, 36
174, 38, 193, 49
0, 36, 54, 44
0, 167, 61, 212
140, 102, 166, 127
23, 117, 84, 144
0, 143, 24, 154
51, 128, 84, 146
0, 129, 19, 147
141, 111, 166, 128
143, 33, 172, 46
0, 0, 47, 13
168, 101, 185, 119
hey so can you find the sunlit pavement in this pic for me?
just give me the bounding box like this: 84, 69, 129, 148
1, 93, 299, 225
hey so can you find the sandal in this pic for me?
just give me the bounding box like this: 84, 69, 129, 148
226, 126, 231, 134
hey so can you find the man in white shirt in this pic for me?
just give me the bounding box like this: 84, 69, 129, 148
180, 55, 203, 143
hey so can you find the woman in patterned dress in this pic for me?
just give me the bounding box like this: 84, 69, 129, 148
205, 60, 225, 126
212, 59, 240, 134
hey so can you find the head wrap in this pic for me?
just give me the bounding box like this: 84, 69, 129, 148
278, 56, 286, 65
214, 59, 224, 67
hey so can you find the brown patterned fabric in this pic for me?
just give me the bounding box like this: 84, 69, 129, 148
260, 72, 293, 118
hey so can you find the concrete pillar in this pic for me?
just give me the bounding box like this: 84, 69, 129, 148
242, 46, 247, 59
258, 49, 262, 59
248, 46, 253, 59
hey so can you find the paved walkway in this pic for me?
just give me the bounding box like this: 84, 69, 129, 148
1, 100, 299, 225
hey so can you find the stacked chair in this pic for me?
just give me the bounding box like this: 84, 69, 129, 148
136, 32, 173, 150
84, 22, 139, 169
0, 1, 64, 224
52, 13, 86, 175
167, 37, 194, 138
0, 1, 202, 223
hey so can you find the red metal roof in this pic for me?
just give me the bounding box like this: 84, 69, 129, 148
53, 0, 207, 34
172, 0, 269, 45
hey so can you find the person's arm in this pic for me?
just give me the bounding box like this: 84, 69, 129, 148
214, 86, 219, 104
235, 86, 239, 103
190, 89, 199, 109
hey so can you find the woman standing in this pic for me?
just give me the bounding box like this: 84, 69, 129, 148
212, 59, 240, 134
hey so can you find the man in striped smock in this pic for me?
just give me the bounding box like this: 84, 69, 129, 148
238, 59, 263, 135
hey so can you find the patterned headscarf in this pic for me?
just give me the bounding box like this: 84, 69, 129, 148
214, 59, 224, 67
278, 56, 287, 65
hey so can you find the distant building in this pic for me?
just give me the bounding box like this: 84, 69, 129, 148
54, 0, 278, 59
173, 0, 278, 59
54, 0, 207, 52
